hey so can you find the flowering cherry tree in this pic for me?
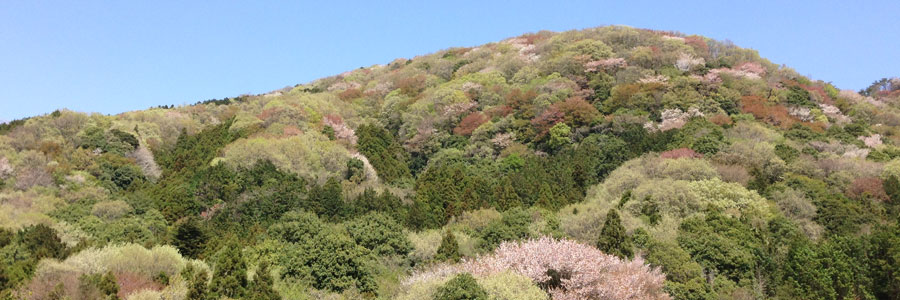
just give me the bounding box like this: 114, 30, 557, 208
406, 237, 669, 300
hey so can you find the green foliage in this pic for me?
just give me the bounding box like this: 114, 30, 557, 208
248, 262, 280, 300
21, 224, 67, 261
346, 157, 366, 183
671, 118, 727, 155
310, 177, 345, 220
78, 271, 118, 300
478, 207, 532, 251
547, 122, 571, 151
435, 231, 461, 263
345, 212, 412, 256
596, 209, 632, 259
279, 227, 377, 294
433, 273, 488, 300
210, 240, 248, 298
357, 123, 411, 183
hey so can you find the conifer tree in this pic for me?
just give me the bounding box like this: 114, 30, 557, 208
435, 231, 461, 262
597, 209, 633, 259
172, 217, 207, 259
210, 241, 247, 298
249, 262, 280, 300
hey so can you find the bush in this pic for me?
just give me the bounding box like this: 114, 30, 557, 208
279, 227, 376, 294
478, 208, 532, 251
433, 273, 488, 300
91, 200, 133, 220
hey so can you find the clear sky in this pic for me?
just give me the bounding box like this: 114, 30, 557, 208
1, 0, 898, 122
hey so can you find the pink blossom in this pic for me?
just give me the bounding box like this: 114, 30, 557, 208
323, 114, 358, 145
406, 237, 669, 300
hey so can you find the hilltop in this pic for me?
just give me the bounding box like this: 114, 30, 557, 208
1, 26, 899, 299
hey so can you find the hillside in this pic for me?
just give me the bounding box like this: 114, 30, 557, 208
1, 26, 900, 299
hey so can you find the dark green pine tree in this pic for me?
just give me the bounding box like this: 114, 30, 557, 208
597, 209, 633, 259
172, 217, 207, 259
248, 262, 280, 300
435, 231, 461, 263
210, 241, 247, 299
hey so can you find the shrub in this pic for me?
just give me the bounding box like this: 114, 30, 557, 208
478, 208, 532, 251
433, 273, 488, 300
278, 227, 376, 294
91, 200, 133, 220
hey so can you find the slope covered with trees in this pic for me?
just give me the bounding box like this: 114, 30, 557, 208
1, 26, 899, 299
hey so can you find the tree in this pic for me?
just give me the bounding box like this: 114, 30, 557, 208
248, 262, 280, 300
172, 217, 207, 259
345, 212, 412, 256
210, 240, 248, 299
357, 123, 411, 183
433, 273, 488, 300
597, 209, 633, 259
436, 231, 461, 263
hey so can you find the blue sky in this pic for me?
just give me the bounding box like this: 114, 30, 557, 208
1, 1, 898, 122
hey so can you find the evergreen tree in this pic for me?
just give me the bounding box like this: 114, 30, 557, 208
172, 217, 207, 259
184, 265, 210, 300
435, 231, 461, 262
210, 241, 247, 298
249, 262, 280, 300
535, 182, 554, 208
21, 224, 66, 260
310, 178, 344, 220
493, 176, 521, 210
597, 209, 633, 259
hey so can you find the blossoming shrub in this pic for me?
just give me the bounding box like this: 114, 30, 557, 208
405, 237, 669, 300
24, 244, 208, 299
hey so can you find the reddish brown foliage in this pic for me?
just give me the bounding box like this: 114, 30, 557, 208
660, 148, 703, 159
116, 271, 163, 299
454, 112, 490, 136
552, 97, 600, 126
740, 95, 797, 129
338, 88, 363, 101
486, 105, 513, 118
394, 74, 427, 96
283, 125, 303, 136
709, 114, 733, 126
531, 107, 565, 138
505, 88, 537, 110
684, 35, 708, 55
848, 177, 889, 203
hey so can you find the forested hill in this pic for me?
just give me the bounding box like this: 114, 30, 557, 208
2, 26, 900, 299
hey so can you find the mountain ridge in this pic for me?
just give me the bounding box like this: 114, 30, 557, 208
1, 25, 899, 299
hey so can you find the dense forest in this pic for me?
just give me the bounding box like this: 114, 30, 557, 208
1, 26, 899, 299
